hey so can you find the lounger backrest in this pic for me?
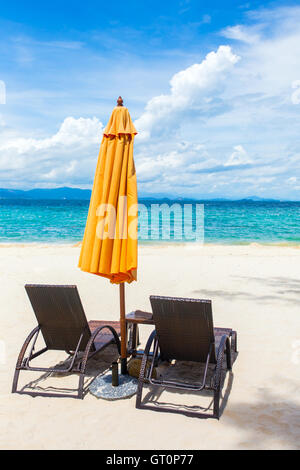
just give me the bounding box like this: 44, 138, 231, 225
25, 285, 92, 352
150, 296, 217, 363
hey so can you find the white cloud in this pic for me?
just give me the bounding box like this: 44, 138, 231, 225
291, 80, 300, 104
135, 46, 240, 140
0, 80, 6, 104
0, 117, 102, 154
225, 145, 252, 166
221, 25, 260, 44
0, 117, 103, 186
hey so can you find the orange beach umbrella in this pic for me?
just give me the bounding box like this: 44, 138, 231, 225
78, 97, 138, 372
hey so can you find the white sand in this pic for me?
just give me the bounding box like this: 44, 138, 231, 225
0, 243, 299, 450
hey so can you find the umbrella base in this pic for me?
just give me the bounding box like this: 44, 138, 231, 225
89, 370, 138, 400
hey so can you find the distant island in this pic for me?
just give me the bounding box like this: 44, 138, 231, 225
0, 187, 92, 200
0, 187, 289, 202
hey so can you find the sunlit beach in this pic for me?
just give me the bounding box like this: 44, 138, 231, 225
0, 243, 299, 449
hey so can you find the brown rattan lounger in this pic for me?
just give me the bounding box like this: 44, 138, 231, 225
136, 296, 237, 419
12, 284, 121, 399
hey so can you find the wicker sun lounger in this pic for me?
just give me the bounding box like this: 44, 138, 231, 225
136, 296, 237, 419
12, 284, 121, 399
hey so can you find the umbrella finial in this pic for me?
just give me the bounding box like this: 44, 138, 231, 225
117, 96, 124, 106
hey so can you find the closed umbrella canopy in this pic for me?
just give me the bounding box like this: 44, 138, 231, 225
78, 99, 138, 374
79, 102, 138, 284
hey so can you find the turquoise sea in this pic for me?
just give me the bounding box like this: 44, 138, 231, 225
0, 199, 299, 245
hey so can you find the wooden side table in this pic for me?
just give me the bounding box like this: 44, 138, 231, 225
125, 310, 154, 357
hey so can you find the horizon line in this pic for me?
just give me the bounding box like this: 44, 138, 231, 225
0, 186, 299, 202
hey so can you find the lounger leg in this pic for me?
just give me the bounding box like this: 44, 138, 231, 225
12, 369, 21, 394
212, 334, 231, 418
213, 390, 220, 419
136, 351, 148, 408
78, 337, 94, 399
136, 375, 144, 408
78, 372, 85, 399
226, 337, 232, 370
132, 324, 139, 357
232, 331, 238, 354
129, 324, 140, 358
136, 330, 157, 409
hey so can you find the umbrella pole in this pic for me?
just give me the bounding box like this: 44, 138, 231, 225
119, 283, 127, 374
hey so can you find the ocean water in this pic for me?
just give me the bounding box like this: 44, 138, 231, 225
0, 198, 299, 245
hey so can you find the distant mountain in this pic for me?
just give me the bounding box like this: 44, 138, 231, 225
0, 188, 200, 201
0, 187, 290, 202
138, 196, 283, 202
139, 195, 282, 202
0, 187, 92, 200
239, 196, 279, 202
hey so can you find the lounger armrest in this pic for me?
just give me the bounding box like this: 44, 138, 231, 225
15, 326, 41, 369
138, 330, 157, 382
91, 325, 121, 354
144, 330, 157, 356
79, 324, 121, 374
216, 335, 231, 362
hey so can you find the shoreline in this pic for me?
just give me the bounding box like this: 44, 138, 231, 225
0, 240, 299, 249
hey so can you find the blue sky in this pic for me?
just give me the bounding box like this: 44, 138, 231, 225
0, 0, 300, 199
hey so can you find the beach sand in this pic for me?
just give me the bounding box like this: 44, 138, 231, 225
0, 243, 299, 450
